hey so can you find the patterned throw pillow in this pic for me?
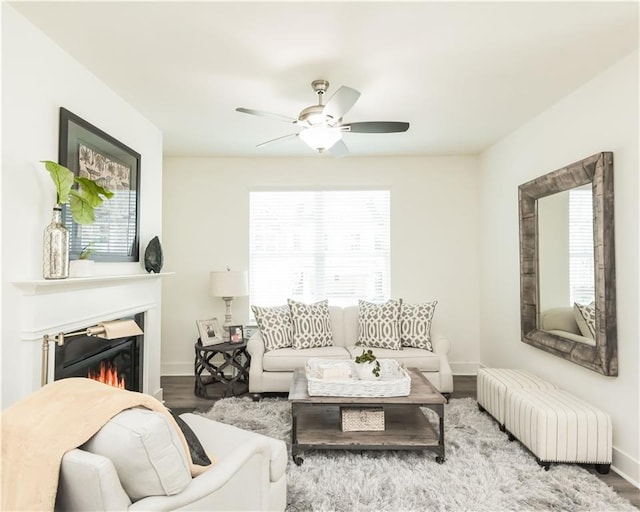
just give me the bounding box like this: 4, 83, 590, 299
357, 299, 402, 350
288, 299, 333, 349
400, 301, 438, 351
574, 302, 596, 339
251, 304, 293, 351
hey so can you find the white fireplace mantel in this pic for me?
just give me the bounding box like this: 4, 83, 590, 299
13, 272, 172, 399
13, 272, 174, 296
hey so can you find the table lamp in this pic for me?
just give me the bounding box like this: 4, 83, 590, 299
209, 268, 249, 332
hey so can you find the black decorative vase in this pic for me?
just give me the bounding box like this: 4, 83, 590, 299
144, 236, 163, 273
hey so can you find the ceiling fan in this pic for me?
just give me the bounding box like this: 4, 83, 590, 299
236, 80, 409, 157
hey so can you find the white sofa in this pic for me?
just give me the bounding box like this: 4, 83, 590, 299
247, 305, 453, 395
56, 411, 287, 511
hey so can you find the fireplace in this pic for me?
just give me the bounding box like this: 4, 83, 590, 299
54, 314, 144, 392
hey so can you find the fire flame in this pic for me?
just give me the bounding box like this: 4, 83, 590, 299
88, 361, 126, 389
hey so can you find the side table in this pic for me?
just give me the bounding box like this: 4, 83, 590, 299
194, 339, 251, 398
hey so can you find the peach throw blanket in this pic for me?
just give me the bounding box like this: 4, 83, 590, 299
1, 378, 212, 511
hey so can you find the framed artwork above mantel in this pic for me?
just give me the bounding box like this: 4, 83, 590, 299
58, 107, 141, 262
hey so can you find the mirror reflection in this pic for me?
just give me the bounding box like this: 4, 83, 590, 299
538, 185, 595, 346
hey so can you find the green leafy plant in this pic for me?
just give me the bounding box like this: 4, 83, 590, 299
354, 349, 381, 377
42, 160, 113, 224
78, 243, 96, 260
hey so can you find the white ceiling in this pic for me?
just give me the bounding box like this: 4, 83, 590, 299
10, 1, 639, 158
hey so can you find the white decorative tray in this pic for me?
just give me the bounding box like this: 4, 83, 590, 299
305, 358, 411, 397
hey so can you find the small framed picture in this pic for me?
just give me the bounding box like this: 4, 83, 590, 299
196, 318, 223, 346
229, 325, 244, 343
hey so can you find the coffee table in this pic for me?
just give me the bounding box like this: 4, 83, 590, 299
288, 367, 446, 465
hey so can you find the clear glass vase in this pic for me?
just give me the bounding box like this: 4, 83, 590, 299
43, 205, 69, 279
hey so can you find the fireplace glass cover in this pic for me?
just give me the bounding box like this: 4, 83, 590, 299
54, 315, 143, 392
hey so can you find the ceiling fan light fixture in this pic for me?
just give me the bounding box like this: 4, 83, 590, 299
299, 126, 342, 152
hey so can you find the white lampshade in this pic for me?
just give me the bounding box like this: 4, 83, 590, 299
209, 270, 248, 298
299, 126, 342, 151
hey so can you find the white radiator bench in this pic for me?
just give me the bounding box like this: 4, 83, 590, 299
504, 388, 612, 473
477, 368, 558, 429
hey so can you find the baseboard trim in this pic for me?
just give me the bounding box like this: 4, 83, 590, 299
162, 362, 193, 376
161, 362, 235, 378
612, 446, 640, 489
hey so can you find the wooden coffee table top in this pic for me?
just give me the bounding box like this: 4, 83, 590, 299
289, 367, 446, 406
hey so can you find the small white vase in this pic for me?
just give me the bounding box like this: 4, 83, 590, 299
355, 362, 380, 381
69, 259, 95, 278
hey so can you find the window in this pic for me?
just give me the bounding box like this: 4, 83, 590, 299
249, 190, 390, 309
568, 188, 594, 304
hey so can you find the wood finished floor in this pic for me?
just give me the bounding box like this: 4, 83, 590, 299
161, 374, 639, 508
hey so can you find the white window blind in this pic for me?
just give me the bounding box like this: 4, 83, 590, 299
569, 188, 594, 304
249, 190, 390, 310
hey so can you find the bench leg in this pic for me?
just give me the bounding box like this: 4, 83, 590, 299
595, 463, 611, 475
252, 393, 262, 402
477, 403, 485, 413
507, 432, 515, 441
537, 459, 551, 471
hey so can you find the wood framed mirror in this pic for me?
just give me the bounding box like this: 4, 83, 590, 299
518, 152, 617, 376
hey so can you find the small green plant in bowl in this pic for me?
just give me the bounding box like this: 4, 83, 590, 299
354, 349, 381, 378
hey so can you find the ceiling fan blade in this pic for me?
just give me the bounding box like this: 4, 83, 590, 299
256, 133, 298, 148
328, 139, 349, 158
341, 121, 410, 133
236, 107, 297, 124
323, 86, 361, 121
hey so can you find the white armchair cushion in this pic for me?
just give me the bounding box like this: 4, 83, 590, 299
81, 408, 192, 501
288, 299, 333, 349
357, 299, 402, 349
400, 301, 437, 350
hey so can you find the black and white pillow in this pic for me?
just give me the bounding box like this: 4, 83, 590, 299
357, 299, 402, 350
251, 304, 293, 351
574, 301, 596, 339
288, 299, 333, 349
400, 301, 437, 351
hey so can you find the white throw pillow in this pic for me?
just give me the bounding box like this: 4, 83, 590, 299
82, 408, 191, 501
252, 304, 293, 351
574, 302, 596, 339
288, 299, 333, 349
357, 299, 402, 350
400, 301, 437, 350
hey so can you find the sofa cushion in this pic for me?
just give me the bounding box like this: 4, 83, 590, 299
81, 408, 192, 501
288, 299, 333, 349
263, 346, 350, 371
252, 304, 293, 351
400, 301, 437, 351
540, 307, 581, 335
574, 302, 596, 339
357, 299, 402, 350
346, 345, 440, 372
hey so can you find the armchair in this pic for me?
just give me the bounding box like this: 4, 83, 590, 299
56, 411, 287, 511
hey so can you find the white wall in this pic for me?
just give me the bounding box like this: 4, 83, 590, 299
479, 50, 639, 484
161, 156, 481, 376
1, 5, 164, 406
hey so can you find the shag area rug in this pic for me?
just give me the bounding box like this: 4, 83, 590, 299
199, 397, 636, 512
